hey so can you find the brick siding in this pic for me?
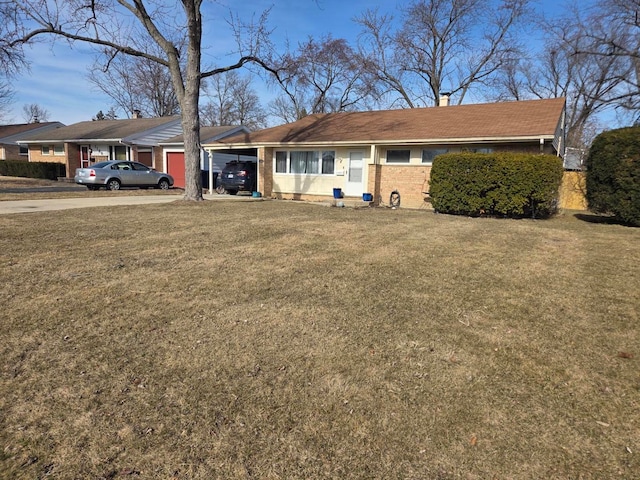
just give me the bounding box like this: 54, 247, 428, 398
368, 164, 433, 209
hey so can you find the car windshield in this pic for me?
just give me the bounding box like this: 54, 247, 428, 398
92, 161, 112, 169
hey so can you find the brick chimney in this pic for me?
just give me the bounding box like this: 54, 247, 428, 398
439, 93, 450, 107
132, 109, 142, 119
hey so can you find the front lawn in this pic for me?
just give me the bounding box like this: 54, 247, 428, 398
1, 201, 638, 479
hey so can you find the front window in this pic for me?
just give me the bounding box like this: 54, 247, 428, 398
290, 151, 319, 174
386, 149, 410, 163
422, 148, 449, 164
275, 150, 336, 175
41, 145, 50, 155
53, 145, 64, 156
19, 145, 28, 156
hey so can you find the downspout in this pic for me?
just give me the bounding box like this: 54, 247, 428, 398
370, 144, 378, 203
257, 148, 261, 195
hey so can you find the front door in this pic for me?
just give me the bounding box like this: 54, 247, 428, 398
344, 151, 364, 197
80, 146, 91, 168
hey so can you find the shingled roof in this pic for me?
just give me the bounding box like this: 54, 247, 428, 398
18, 117, 181, 143
210, 98, 565, 147
0, 122, 65, 143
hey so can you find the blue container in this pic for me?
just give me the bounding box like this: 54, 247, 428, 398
252, 191, 262, 198
333, 188, 343, 199
362, 193, 373, 202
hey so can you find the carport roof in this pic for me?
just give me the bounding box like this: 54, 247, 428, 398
160, 125, 250, 144
206, 98, 566, 147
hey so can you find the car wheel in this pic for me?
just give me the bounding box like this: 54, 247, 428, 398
215, 185, 226, 194
157, 179, 170, 190
227, 189, 238, 195
106, 179, 121, 191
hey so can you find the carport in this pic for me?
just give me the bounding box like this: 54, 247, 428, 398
205, 147, 258, 195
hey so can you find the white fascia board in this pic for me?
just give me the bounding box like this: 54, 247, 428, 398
19, 138, 123, 144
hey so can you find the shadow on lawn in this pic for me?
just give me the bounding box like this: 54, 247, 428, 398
573, 212, 631, 226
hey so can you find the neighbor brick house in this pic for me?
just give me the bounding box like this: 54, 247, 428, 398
0, 122, 64, 161
17, 116, 182, 178
204, 98, 566, 209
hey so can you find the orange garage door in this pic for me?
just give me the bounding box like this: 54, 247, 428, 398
167, 152, 185, 189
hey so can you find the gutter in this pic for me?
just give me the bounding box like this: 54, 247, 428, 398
205, 135, 559, 150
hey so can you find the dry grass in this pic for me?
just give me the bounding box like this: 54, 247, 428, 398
1, 199, 638, 479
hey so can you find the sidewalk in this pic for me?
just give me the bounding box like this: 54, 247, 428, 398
0, 194, 261, 215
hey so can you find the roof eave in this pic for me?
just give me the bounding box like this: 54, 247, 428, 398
205, 134, 558, 149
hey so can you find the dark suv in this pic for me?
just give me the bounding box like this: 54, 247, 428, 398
217, 161, 257, 195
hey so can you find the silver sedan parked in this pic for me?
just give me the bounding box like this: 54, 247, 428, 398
74, 161, 174, 191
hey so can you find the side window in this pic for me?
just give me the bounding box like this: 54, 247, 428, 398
386, 149, 410, 163
422, 148, 449, 164
322, 151, 335, 174
275, 151, 287, 173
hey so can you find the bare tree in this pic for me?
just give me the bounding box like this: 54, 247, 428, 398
0, 2, 27, 76
22, 103, 49, 123
269, 35, 377, 122
0, 2, 23, 123
88, 42, 181, 118
4, 0, 275, 201
200, 71, 236, 127
93, 108, 118, 121
571, 0, 640, 121
200, 71, 267, 130
492, 4, 637, 149
0, 80, 14, 122
356, 0, 530, 107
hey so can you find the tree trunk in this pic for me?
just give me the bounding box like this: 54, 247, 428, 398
179, 0, 203, 201
181, 93, 203, 201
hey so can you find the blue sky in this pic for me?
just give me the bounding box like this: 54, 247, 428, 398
6, 0, 567, 125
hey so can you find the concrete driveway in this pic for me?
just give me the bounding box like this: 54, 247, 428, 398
0, 193, 260, 215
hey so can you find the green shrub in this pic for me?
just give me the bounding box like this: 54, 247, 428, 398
429, 152, 564, 218
0, 160, 66, 180
586, 126, 640, 226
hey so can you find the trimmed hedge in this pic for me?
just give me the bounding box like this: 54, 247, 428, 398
0, 160, 66, 180
586, 126, 640, 227
429, 152, 564, 218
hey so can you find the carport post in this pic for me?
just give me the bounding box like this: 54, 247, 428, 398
208, 149, 214, 195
